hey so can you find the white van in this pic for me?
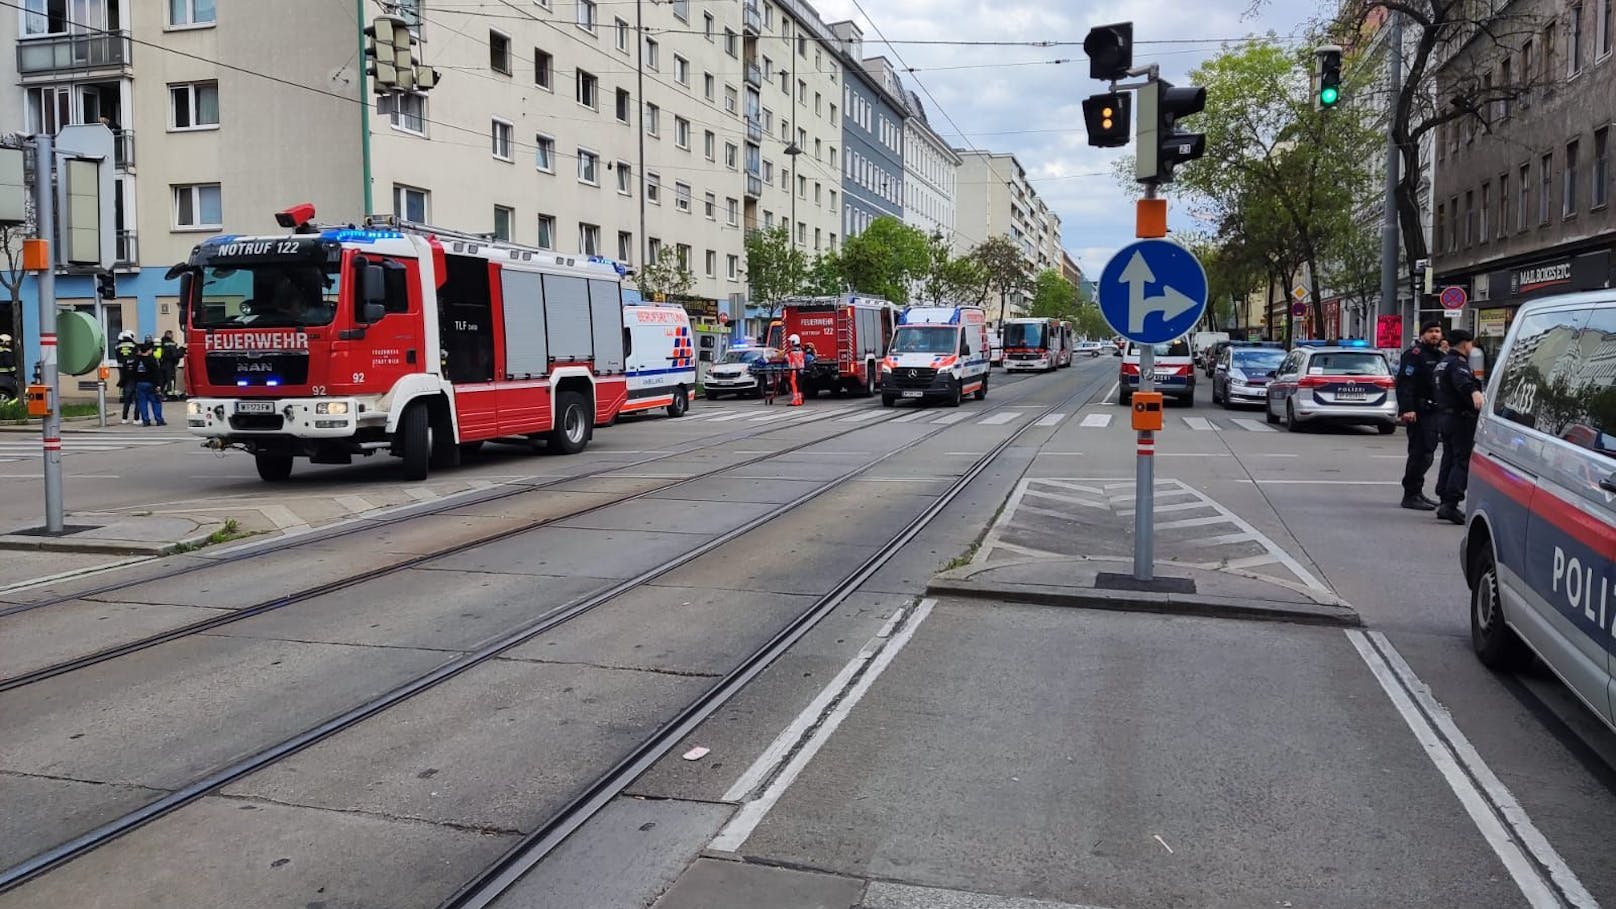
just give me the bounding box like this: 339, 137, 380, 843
880, 306, 992, 406
622, 303, 696, 418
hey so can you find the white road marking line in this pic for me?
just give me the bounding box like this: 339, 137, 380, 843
1182, 531, 1258, 547
0, 474, 120, 479
1102, 380, 1119, 404
0, 555, 156, 596
862, 882, 1117, 909
1182, 416, 1219, 431
1117, 501, 1214, 516
888, 410, 930, 423
1022, 488, 1109, 508
1348, 630, 1596, 909
712, 598, 937, 852
931, 412, 969, 425
705, 413, 753, 423
255, 504, 308, 530
835, 410, 886, 423
1230, 418, 1276, 432
978, 411, 1019, 425
1080, 413, 1112, 428
1035, 451, 1086, 456
1154, 514, 1237, 530
1035, 413, 1066, 427
1155, 452, 1220, 457
1255, 480, 1401, 485
1017, 503, 1106, 520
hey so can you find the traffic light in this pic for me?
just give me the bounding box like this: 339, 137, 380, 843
1082, 92, 1131, 147
96, 272, 115, 300
365, 16, 440, 94
1083, 22, 1133, 81
1315, 45, 1343, 110
1135, 79, 1206, 184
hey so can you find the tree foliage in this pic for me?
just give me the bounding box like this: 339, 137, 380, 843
1027, 269, 1078, 320
838, 216, 931, 304
920, 232, 989, 305
635, 253, 695, 301
743, 225, 806, 318
966, 235, 1032, 318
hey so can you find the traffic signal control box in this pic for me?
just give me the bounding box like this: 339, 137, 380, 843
26, 384, 50, 417
1132, 392, 1164, 431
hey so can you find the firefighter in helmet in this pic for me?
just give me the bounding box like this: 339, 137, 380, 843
787, 334, 806, 407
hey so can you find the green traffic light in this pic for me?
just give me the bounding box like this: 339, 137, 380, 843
1320, 86, 1339, 106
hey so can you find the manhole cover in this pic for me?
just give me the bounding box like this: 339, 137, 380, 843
12, 524, 103, 538
1094, 572, 1196, 595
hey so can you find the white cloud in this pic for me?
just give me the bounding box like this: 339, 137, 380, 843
814, 0, 1319, 275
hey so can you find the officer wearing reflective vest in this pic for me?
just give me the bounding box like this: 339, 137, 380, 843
1432, 329, 1484, 525
1395, 319, 1446, 510
786, 334, 806, 407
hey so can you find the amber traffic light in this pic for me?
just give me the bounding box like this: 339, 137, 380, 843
1083, 92, 1131, 148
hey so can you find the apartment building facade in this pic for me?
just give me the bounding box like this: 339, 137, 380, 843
953, 150, 1064, 318
828, 25, 905, 240
899, 88, 960, 241
1431, 0, 1616, 367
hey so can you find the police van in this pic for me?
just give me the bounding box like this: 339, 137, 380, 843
1463, 290, 1616, 732
621, 303, 696, 418
879, 306, 991, 407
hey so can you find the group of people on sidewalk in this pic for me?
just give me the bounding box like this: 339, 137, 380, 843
113, 330, 180, 426
1398, 319, 1486, 524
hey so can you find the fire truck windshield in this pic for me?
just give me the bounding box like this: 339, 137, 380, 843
1003, 322, 1047, 349
890, 325, 958, 354
191, 263, 340, 329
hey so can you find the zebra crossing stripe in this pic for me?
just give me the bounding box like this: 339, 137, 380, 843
1036, 413, 1065, 427
931, 412, 969, 425
888, 410, 930, 423
1080, 413, 1112, 428
978, 411, 1019, 425
1182, 417, 1219, 431
835, 410, 886, 423
1231, 418, 1276, 433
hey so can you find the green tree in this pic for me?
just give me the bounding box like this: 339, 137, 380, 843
1027, 268, 1077, 320
799, 252, 846, 296
967, 235, 1031, 323
1072, 304, 1112, 341
839, 216, 930, 304
634, 253, 695, 301
743, 225, 806, 319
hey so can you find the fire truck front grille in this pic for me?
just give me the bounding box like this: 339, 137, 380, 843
891, 367, 937, 389
206, 352, 310, 386
228, 413, 286, 431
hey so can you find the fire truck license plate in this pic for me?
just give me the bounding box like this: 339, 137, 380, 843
235, 401, 275, 414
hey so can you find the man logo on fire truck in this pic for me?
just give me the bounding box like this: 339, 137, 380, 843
177, 205, 630, 483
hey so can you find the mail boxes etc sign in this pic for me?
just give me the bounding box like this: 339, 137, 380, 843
1493, 250, 1613, 303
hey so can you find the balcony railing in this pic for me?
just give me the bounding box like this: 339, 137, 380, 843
745, 175, 763, 199
745, 115, 763, 143
114, 230, 137, 268
113, 129, 134, 171
745, 62, 763, 88
17, 30, 132, 74
743, 2, 762, 35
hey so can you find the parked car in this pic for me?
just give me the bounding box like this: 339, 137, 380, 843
1120, 339, 1195, 406
1211, 345, 1286, 408
1264, 346, 1397, 432
1463, 291, 1616, 734
1076, 340, 1106, 357
704, 346, 781, 399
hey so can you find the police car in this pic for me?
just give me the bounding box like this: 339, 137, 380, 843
1264, 342, 1397, 433
1463, 291, 1616, 732
1119, 339, 1195, 406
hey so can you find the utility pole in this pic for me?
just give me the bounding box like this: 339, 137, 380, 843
1377, 12, 1403, 328
33, 135, 63, 533
637, 0, 647, 266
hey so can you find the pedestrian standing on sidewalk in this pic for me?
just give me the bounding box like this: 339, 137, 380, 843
1433, 329, 1485, 525
1396, 320, 1445, 511
114, 330, 138, 424
131, 340, 166, 426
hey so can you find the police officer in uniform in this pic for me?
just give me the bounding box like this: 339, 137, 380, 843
1396, 319, 1446, 510
114, 330, 138, 424
1433, 329, 1485, 525
0, 333, 16, 401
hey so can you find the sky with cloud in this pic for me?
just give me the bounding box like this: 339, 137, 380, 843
811, 0, 1322, 277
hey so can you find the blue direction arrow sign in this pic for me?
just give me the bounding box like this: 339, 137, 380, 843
1097, 239, 1209, 344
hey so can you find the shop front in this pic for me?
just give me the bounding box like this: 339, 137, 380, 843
1440, 246, 1614, 371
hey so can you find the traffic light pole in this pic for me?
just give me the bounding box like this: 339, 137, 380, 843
1133, 181, 1160, 582
33, 135, 64, 534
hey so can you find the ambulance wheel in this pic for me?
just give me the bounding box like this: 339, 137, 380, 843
881, 394, 895, 407
254, 453, 293, 483
945, 379, 963, 407
667, 386, 689, 418
547, 391, 591, 455
974, 373, 988, 401
1470, 547, 1528, 671
398, 403, 431, 480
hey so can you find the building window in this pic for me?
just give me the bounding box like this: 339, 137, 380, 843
169, 81, 219, 130
704, 73, 716, 101
537, 214, 556, 250
491, 119, 513, 160
1570, 2, 1585, 73
725, 143, 738, 169
676, 244, 692, 268
725, 86, 739, 114
674, 117, 690, 149
169, 0, 215, 28
381, 92, 426, 135
674, 55, 690, 85
618, 231, 634, 264
490, 30, 512, 74
1448, 196, 1458, 252
1518, 162, 1530, 231
705, 249, 717, 278
724, 28, 738, 57
394, 184, 428, 223
1595, 127, 1610, 208
577, 70, 598, 108
577, 0, 596, 31
615, 18, 629, 52
644, 37, 660, 70
704, 192, 716, 219
535, 49, 553, 88
675, 182, 692, 213
1479, 183, 1490, 241
704, 130, 716, 160
1565, 139, 1580, 216
646, 172, 661, 204
493, 205, 514, 241
1540, 153, 1553, 223
704, 12, 715, 40
648, 238, 663, 263
1498, 172, 1510, 237
1602, 0, 1614, 57
535, 134, 555, 172
617, 162, 632, 195
616, 88, 632, 123
645, 103, 660, 136
672, 0, 688, 20
579, 223, 600, 256
726, 197, 739, 225
1434, 203, 1445, 253
173, 183, 222, 229
578, 148, 599, 185
727, 254, 740, 280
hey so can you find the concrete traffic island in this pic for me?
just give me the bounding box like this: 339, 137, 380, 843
0, 513, 232, 556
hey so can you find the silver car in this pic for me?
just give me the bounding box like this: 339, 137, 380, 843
1264, 346, 1398, 433
704, 347, 779, 399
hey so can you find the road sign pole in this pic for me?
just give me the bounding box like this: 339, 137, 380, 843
33, 134, 64, 534
1133, 184, 1159, 581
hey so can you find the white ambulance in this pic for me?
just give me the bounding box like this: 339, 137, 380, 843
879, 306, 992, 407
622, 303, 697, 418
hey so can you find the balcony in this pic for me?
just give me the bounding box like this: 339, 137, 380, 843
745, 62, 763, 88
17, 30, 132, 76
745, 115, 763, 143
114, 230, 137, 269
745, 174, 763, 199
743, 1, 762, 35
113, 129, 134, 171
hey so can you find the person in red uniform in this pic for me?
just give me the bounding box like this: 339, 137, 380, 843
787, 334, 806, 406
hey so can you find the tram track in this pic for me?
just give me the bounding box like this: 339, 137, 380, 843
0, 371, 1092, 894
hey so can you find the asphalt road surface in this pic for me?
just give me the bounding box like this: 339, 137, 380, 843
0, 357, 1611, 909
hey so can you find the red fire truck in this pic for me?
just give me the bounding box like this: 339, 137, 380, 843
177, 205, 629, 482
779, 295, 897, 397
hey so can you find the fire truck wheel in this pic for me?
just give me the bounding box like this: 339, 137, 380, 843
864, 364, 878, 397
667, 386, 689, 418
398, 404, 431, 480
548, 391, 591, 455
254, 453, 293, 483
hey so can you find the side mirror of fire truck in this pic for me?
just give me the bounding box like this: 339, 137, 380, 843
360, 264, 387, 323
